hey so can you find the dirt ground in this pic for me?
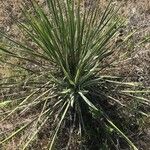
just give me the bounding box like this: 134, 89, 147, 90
0, 0, 150, 149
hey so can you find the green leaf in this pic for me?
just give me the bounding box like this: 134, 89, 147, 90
48, 101, 70, 150
0, 101, 11, 108
78, 92, 99, 112
106, 118, 138, 150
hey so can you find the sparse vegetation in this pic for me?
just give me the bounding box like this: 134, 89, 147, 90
0, 0, 150, 150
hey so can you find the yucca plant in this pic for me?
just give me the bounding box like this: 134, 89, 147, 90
0, 0, 149, 149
